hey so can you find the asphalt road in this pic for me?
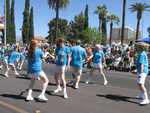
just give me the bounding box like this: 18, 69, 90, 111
0, 105, 18, 113
0, 63, 150, 113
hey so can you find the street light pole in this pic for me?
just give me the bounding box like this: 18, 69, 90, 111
4, 0, 6, 46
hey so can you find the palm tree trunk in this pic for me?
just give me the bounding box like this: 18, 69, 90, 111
121, 0, 126, 45
102, 18, 107, 45
55, 0, 59, 41
109, 22, 113, 46
135, 18, 141, 40
99, 15, 102, 33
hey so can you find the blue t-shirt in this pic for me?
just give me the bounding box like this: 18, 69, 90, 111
55, 46, 70, 66
28, 48, 44, 73
66, 46, 71, 64
70, 45, 87, 69
19, 52, 26, 61
93, 50, 104, 64
66, 46, 71, 54
8, 51, 20, 64
136, 51, 149, 75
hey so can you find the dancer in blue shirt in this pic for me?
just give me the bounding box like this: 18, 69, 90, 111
70, 40, 87, 89
86, 44, 108, 85
17, 47, 26, 70
53, 38, 71, 99
26, 39, 49, 101
4, 45, 20, 77
134, 42, 149, 105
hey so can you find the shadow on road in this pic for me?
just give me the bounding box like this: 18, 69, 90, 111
16, 76, 30, 80
46, 90, 64, 99
49, 82, 79, 90
96, 94, 139, 104
0, 89, 65, 100
0, 94, 26, 100
19, 89, 42, 96
0, 74, 7, 78
48, 82, 56, 86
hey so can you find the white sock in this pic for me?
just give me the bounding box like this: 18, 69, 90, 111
41, 82, 48, 96
27, 89, 32, 97
63, 88, 68, 97
57, 85, 61, 89
144, 92, 149, 100
5, 71, 8, 75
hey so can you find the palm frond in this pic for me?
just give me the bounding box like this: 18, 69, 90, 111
129, 2, 150, 12
47, 0, 70, 9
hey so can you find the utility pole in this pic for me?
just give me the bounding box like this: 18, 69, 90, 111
4, 0, 6, 46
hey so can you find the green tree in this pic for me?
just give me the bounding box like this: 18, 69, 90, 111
22, 0, 30, 44
147, 26, 150, 37
47, 0, 70, 40
108, 14, 120, 46
84, 4, 89, 29
29, 7, 34, 41
6, 0, 11, 44
121, 0, 126, 45
47, 18, 69, 43
10, 0, 16, 43
82, 27, 102, 44
69, 12, 85, 40
95, 5, 108, 45
130, 3, 150, 40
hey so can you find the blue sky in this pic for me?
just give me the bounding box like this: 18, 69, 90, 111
1, 0, 150, 38
0, 0, 4, 16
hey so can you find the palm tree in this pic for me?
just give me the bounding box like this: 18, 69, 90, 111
47, 0, 70, 41
130, 3, 150, 40
95, 5, 108, 33
108, 14, 120, 46
121, 0, 126, 45
95, 5, 108, 44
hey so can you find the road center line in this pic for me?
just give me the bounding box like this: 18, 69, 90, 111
0, 100, 29, 113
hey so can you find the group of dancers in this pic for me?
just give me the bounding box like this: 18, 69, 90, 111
26, 38, 108, 101
0, 43, 26, 77
0, 37, 149, 105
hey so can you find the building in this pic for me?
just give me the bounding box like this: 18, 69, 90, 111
0, 16, 4, 44
111, 26, 139, 43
